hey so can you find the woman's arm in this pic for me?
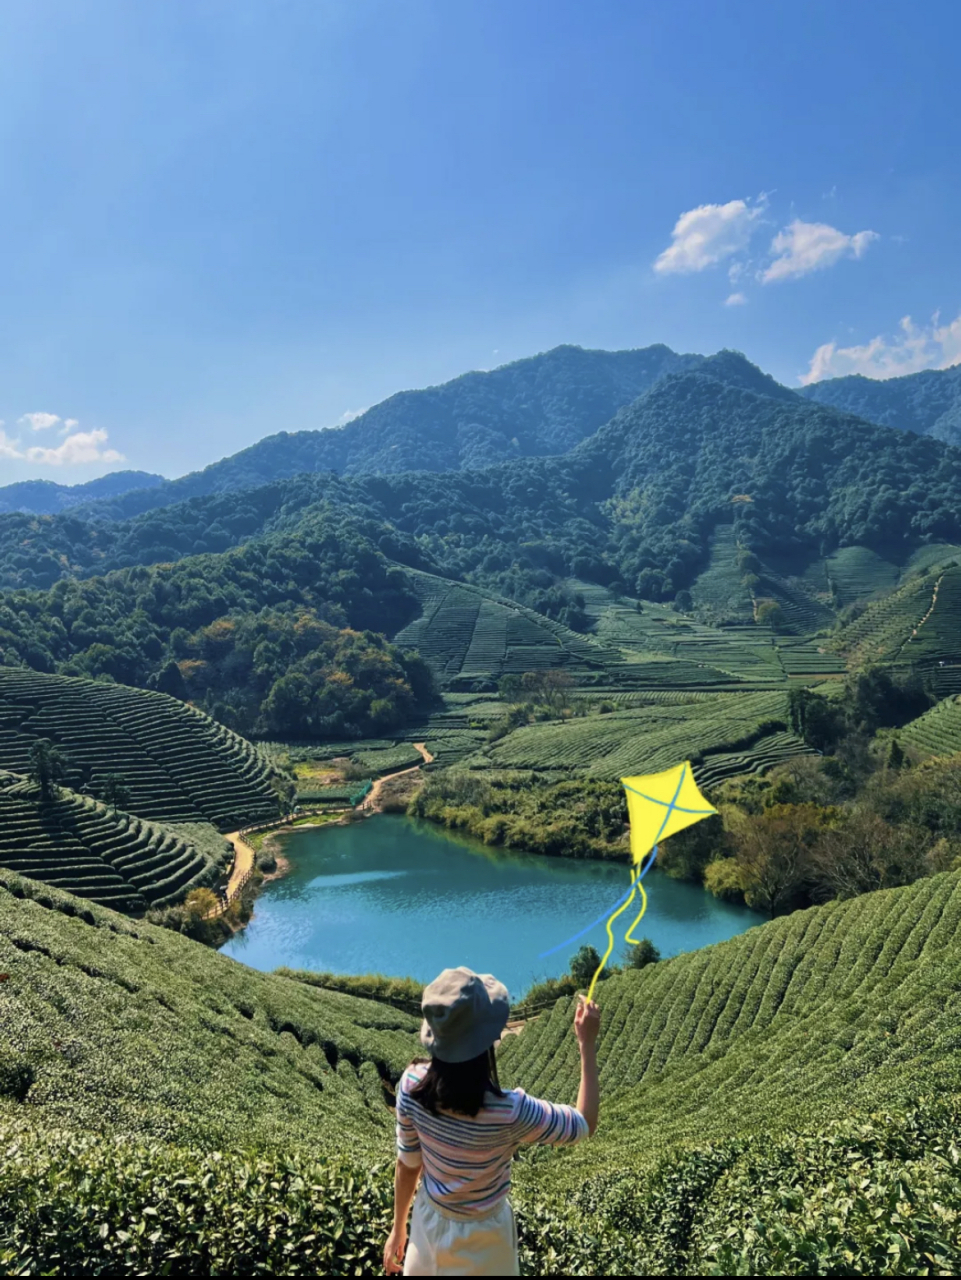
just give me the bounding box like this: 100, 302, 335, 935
574, 995, 601, 1136
383, 1158, 420, 1275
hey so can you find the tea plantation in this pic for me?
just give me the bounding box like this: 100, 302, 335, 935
0, 868, 420, 1151
2, 868, 960, 1273
0, 771, 224, 911
498, 868, 961, 1187
0, 669, 282, 828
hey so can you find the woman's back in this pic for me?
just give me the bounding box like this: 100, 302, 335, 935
396, 1062, 587, 1219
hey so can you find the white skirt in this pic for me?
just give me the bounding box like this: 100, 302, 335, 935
404, 1186, 520, 1276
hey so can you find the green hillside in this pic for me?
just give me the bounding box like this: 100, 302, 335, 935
0, 868, 419, 1151
63, 344, 699, 520
901, 694, 961, 757
0, 669, 281, 828
2, 868, 959, 1274
802, 362, 961, 448
0, 771, 224, 910
500, 868, 961, 1185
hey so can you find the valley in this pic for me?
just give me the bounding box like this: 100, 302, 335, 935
3, 345, 961, 1273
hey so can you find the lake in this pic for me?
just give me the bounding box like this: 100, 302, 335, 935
221, 814, 759, 998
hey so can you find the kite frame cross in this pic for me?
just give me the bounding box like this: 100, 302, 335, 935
538, 763, 715, 961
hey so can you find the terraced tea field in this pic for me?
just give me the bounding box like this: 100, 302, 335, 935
0, 771, 222, 911
901, 695, 961, 758
392, 570, 606, 687
501, 867, 961, 1188
479, 689, 806, 779
0, 867, 420, 1151
833, 564, 961, 670
0, 669, 281, 829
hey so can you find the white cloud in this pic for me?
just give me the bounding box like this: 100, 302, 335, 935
19, 411, 61, 432
762, 219, 878, 283
725, 292, 748, 307
24, 427, 124, 467
336, 408, 366, 425
799, 311, 961, 384
654, 198, 765, 275
0, 428, 22, 459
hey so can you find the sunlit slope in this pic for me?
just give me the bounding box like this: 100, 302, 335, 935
0, 770, 222, 911
499, 870, 961, 1187
0, 669, 280, 828
0, 868, 420, 1152
831, 562, 961, 680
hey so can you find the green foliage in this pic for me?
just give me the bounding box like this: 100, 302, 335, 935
0, 771, 222, 912
570, 944, 604, 989
624, 937, 660, 969
499, 869, 961, 1189
0, 867, 420, 1150
0, 668, 283, 830
802, 358, 961, 447
27, 737, 67, 801
410, 773, 629, 860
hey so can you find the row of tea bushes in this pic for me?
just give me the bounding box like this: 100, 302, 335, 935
0, 772, 221, 911
0, 668, 282, 829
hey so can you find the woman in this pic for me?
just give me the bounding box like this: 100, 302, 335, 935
383, 966, 601, 1276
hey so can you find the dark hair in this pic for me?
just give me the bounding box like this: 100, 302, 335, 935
409, 1047, 504, 1118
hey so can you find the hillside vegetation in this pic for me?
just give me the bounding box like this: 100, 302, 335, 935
0, 868, 420, 1150
0, 669, 281, 828
0, 771, 225, 911
54, 344, 698, 521
0, 471, 164, 516
803, 361, 961, 447
500, 868, 961, 1182
1, 868, 960, 1274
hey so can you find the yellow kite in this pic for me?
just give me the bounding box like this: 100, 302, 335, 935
586, 761, 716, 1000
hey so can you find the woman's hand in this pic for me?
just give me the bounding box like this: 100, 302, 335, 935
383, 1222, 408, 1274
574, 994, 600, 1048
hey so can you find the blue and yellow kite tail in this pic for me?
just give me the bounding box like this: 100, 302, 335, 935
585, 845, 657, 1002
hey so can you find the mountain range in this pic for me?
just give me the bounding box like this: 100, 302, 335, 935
3, 344, 961, 523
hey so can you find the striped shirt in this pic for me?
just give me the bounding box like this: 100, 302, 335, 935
395, 1062, 588, 1218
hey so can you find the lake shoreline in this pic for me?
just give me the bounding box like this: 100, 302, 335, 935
220, 813, 759, 996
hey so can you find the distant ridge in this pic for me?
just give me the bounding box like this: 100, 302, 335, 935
56, 344, 700, 520
0, 470, 164, 515
801, 362, 961, 447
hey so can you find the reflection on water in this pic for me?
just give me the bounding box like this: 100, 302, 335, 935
221, 815, 759, 998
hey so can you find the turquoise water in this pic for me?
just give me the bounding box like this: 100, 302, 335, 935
221, 815, 759, 998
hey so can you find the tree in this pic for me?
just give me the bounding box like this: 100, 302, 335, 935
624, 937, 660, 969
887, 739, 905, 772
28, 738, 68, 802
756, 600, 785, 631
100, 774, 132, 812
725, 804, 821, 915
570, 944, 603, 990
788, 687, 846, 752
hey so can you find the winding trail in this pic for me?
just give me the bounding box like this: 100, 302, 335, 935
224, 831, 256, 898
361, 742, 434, 812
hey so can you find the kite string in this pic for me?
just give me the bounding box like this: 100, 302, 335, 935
585, 844, 659, 1002
586, 868, 636, 1002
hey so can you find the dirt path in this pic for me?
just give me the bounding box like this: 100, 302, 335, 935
223, 830, 255, 899
894, 572, 945, 660
361, 742, 434, 812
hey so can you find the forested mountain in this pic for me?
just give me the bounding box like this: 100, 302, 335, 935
54, 344, 697, 521
802, 362, 961, 447
0, 470, 164, 515
6, 353, 961, 616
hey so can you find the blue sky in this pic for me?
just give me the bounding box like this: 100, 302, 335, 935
1, 0, 959, 482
